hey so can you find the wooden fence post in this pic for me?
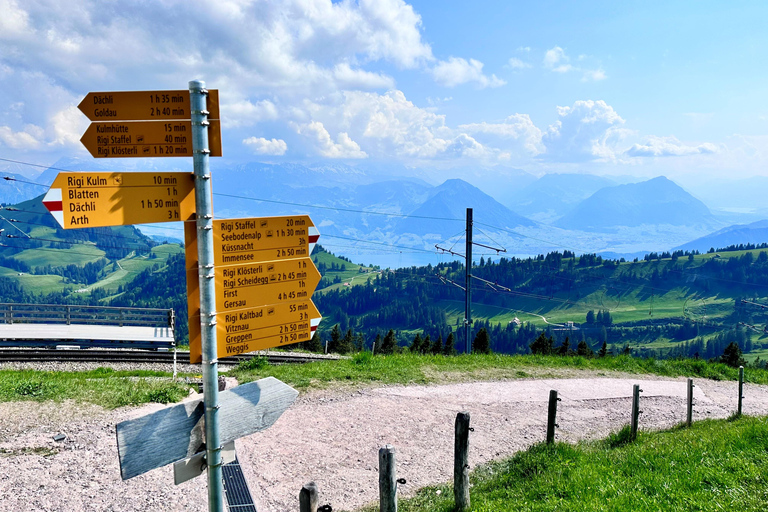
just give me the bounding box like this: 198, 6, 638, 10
630, 384, 642, 441
686, 378, 694, 427
546, 390, 559, 444
738, 366, 744, 416
454, 412, 471, 511
299, 482, 319, 512
379, 444, 397, 512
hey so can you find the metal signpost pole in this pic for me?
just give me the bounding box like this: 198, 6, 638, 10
189, 80, 224, 512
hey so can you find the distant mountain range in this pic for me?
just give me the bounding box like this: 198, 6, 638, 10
555, 176, 717, 231
4, 158, 768, 265
505, 173, 616, 223
674, 219, 768, 252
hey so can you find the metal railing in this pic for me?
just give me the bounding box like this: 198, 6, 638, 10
0, 303, 173, 329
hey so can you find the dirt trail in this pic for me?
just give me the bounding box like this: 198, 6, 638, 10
1, 375, 766, 512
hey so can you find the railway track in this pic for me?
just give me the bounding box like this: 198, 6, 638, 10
0, 348, 341, 365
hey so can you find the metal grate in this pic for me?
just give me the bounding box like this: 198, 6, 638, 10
222, 456, 257, 512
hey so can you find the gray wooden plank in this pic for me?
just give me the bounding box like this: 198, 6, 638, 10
116, 377, 298, 480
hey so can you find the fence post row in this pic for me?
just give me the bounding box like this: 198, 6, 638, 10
687, 378, 694, 427
379, 445, 397, 512
454, 411, 471, 511
738, 366, 744, 416
630, 384, 642, 441
546, 390, 560, 444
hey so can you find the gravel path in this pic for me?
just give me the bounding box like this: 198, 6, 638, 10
1, 373, 767, 512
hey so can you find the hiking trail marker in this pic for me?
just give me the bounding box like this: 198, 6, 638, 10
184, 215, 322, 363
42, 171, 195, 228
78, 90, 220, 121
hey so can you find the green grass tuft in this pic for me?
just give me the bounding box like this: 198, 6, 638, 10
355, 416, 768, 512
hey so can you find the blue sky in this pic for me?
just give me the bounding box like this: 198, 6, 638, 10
1, 0, 766, 182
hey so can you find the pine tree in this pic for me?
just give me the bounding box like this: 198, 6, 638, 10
410, 333, 423, 353
597, 341, 608, 358
380, 329, 397, 355
557, 336, 570, 356
443, 332, 456, 355
473, 328, 491, 354
422, 335, 431, 355
530, 332, 554, 355
305, 331, 323, 353
354, 333, 366, 352
328, 324, 342, 353
372, 333, 382, 354
576, 339, 593, 357
721, 342, 746, 368
586, 310, 595, 324
338, 328, 354, 354
431, 335, 443, 355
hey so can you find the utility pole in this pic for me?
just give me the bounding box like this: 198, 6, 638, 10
435, 207, 505, 355
464, 208, 473, 353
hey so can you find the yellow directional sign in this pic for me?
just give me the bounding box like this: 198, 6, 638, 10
42, 172, 195, 229
80, 120, 222, 158
215, 257, 321, 310
214, 215, 320, 266
189, 300, 322, 362
78, 90, 220, 121
184, 217, 324, 363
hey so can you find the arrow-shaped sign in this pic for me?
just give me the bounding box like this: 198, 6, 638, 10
116, 377, 298, 480
42, 171, 195, 229
77, 90, 220, 121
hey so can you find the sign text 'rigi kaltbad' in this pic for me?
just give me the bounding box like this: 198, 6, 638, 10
185, 215, 322, 363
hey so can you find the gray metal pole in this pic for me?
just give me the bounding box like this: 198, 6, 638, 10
686, 378, 694, 427
630, 384, 641, 441
738, 366, 744, 416
546, 390, 559, 444
465, 208, 473, 354
189, 80, 224, 512
454, 412, 471, 511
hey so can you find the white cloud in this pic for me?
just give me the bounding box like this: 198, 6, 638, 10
543, 47, 574, 73
508, 57, 531, 69
459, 114, 544, 155
625, 136, 717, 157
543, 46, 606, 81
582, 69, 606, 82
541, 100, 628, 162
243, 137, 288, 156
333, 63, 396, 90
49, 106, 86, 146
431, 57, 506, 88
0, 125, 43, 149
297, 121, 367, 159
0, 0, 30, 35
224, 99, 279, 128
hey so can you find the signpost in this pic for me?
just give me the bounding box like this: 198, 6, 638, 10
78, 90, 220, 121
42, 171, 195, 228
184, 216, 322, 363
80, 120, 222, 158
45, 84, 322, 512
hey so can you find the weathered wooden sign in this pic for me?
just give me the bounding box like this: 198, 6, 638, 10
115, 377, 298, 480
